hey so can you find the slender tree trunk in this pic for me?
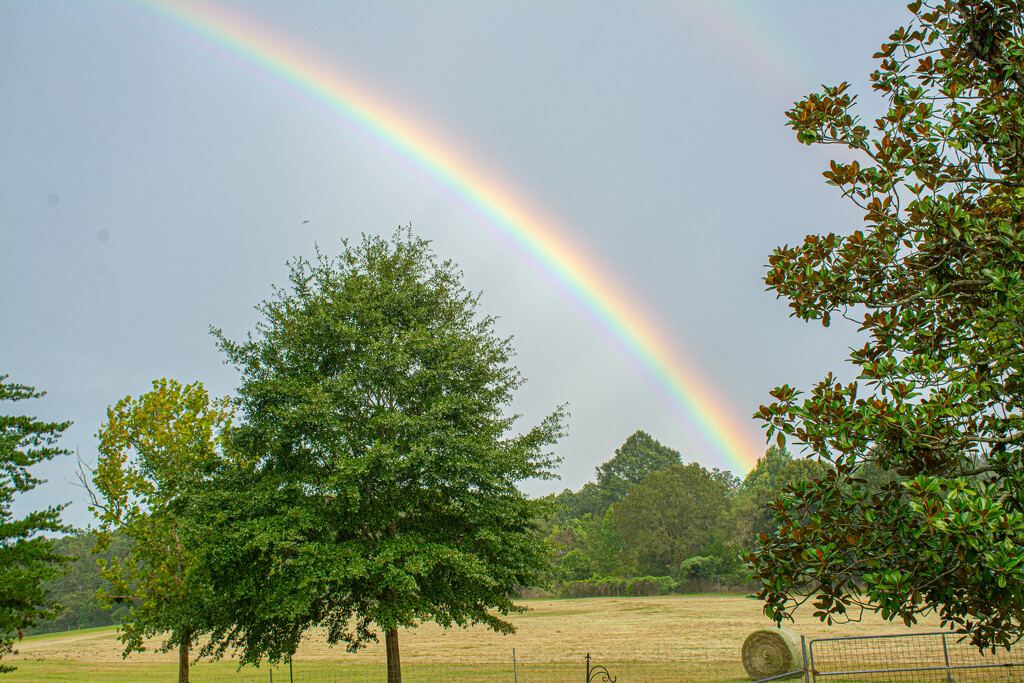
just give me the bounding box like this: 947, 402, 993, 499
385, 628, 402, 683
178, 629, 190, 683
384, 518, 402, 683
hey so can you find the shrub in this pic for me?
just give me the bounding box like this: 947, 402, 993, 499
678, 556, 722, 580
559, 576, 677, 598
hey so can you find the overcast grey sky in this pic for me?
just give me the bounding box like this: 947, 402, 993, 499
2, 0, 910, 528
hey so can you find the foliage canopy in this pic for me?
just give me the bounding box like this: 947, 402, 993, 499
551, 430, 683, 523
732, 446, 830, 547
0, 376, 71, 673
609, 463, 731, 578
186, 231, 566, 681
750, 0, 1024, 651
88, 379, 233, 682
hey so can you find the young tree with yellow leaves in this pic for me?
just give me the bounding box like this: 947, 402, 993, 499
87, 379, 233, 683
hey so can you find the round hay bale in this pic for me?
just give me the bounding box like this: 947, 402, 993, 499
741, 627, 803, 681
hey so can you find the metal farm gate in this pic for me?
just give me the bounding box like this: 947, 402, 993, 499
804, 631, 1024, 682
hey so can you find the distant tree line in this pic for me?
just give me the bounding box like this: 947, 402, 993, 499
539, 430, 830, 596
23, 532, 129, 636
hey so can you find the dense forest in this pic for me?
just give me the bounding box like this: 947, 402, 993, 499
537, 431, 830, 597
25, 533, 129, 635
28, 430, 830, 634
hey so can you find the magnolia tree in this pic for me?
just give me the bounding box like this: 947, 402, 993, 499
750, 0, 1024, 651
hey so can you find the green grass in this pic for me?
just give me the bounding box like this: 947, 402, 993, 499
22, 624, 120, 642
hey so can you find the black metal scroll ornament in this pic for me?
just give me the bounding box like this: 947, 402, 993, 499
586, 652, 617, 683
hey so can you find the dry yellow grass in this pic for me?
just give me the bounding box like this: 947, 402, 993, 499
10, 594, 1015, 681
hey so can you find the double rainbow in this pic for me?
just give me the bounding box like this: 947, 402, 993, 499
148, 0, 762, 474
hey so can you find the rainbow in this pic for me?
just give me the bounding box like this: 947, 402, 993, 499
146, 0, 763, 473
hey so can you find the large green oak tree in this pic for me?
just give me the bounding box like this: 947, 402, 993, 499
186, 231, 566, 683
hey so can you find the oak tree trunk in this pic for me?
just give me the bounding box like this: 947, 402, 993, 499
178, 629, 190, 683
385, 628, 402, 683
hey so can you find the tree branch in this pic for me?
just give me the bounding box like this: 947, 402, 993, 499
942, 176, 1024, 188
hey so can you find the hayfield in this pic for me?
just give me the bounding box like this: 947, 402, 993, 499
8, 594, 1017, 682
